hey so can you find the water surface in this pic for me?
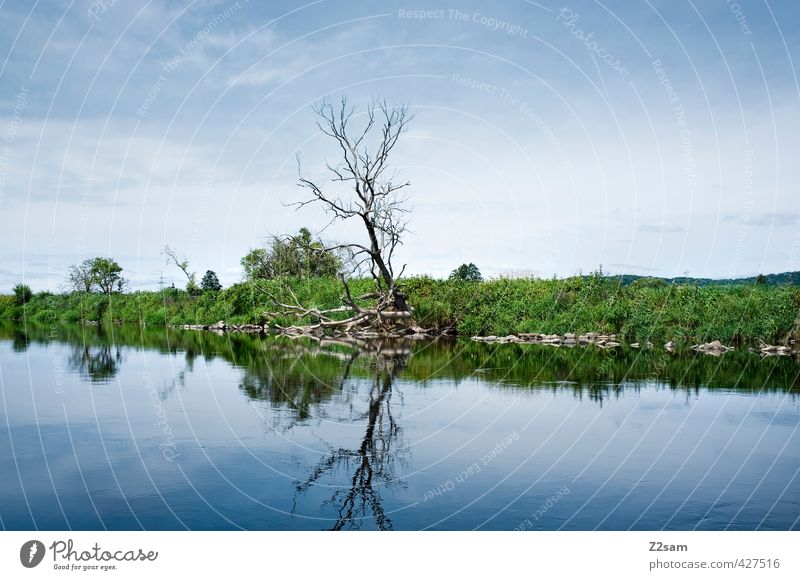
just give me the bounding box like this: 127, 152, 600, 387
1, 323, 798, 530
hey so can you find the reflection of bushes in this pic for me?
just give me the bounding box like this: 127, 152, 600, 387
2, 322, 797, 397
402, 340, 800, 395
2, 276, 799, 343
68, 344, 121, 382
11, 328, 30, 352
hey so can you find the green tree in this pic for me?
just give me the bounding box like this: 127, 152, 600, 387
756, 274, 768, 285
449, 263, 482, 282
200, 270, 222, 292
241, 228, 340, 281
67, 258, 96, 292
13, 283, 33, 305
629, 277, 667, 289
241, 248, 271, 281
90, 257, 124, 295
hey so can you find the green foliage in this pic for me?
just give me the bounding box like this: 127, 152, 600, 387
629, 277, 668, 289
449, 263, 482, 282
241, 228, 340, 281
0, 295, 15, 318
618, 271, 800, 286
67, 259, 96, 292
400, 276, 799, 343
2, 276, 798, 344
186, 278, 200, 297
200, 270, 222, 292
66, 257, 126, 294
89, 257, 124, 294
13, 284, 33, 306
240, 248, 270, 281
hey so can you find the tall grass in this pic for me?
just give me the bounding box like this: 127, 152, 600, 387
2, 276, 798, 344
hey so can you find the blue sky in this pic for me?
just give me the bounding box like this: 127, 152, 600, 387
1, 0, 798, 291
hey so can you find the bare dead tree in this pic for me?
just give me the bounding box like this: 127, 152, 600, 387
285, 96, 415, 336
162, 245, 198, 294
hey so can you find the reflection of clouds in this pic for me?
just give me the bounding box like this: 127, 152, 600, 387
748, 410, 800, 428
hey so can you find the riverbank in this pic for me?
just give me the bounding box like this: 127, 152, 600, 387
2, 275, 799, 345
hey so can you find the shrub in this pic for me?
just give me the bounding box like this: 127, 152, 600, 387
13, 284, 33, 306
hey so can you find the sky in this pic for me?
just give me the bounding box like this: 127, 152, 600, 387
0, 0, 798, 291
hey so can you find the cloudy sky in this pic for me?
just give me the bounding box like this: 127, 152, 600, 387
1, 0, 798, 291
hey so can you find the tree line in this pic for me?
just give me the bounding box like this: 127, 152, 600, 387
43, 238, 479, 298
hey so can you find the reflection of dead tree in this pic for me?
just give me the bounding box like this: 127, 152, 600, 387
239, 336, 406, 425
279, 97, 418, 337
292, 340, 409, 530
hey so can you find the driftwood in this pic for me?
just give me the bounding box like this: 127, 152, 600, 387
758, 341, 792, 356
265, 277, 429, 338
472, 332, 620, 348
691, 340, 733, 355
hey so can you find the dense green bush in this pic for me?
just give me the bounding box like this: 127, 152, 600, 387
13, 284, 33, 306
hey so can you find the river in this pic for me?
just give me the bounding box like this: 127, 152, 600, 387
1, 323, 798, 530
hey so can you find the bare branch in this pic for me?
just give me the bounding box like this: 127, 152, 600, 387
284, 96, 416, 335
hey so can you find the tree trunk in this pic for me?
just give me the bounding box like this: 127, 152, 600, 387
362, 215, 409, 313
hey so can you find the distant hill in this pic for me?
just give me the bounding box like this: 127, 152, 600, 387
611, 271, 800, 286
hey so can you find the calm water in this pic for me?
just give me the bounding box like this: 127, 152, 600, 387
1, 323, 798, 531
